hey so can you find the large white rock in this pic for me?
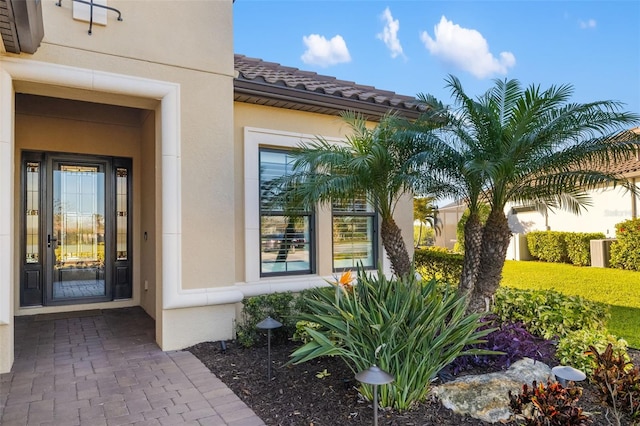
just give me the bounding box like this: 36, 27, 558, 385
430, 358, 553, 423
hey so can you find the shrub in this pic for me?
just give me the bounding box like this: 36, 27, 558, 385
565, 232, 606, 266
610, 218, 640, 271
413, 224, 435, 247
556, 329, 628, 377
493, 287, 609, 340
527, 231, 569, 263
292, 320, 322, 344
414, 247, 463, 285
236, 292, 307, 347
528, 231, 606, 266
450, 315, 556, 374
289, 268, 492, 410
509, 380, 591, 425
588, 343, 640, 421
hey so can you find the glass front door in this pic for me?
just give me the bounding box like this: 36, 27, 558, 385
20, 152, 132, 306
50, 161, 107, 301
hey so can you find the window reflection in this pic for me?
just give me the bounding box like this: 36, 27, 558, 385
259, 149, 313, 275
332, 196, 377, 270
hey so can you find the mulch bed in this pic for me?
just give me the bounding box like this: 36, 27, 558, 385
188, 340, 640, 426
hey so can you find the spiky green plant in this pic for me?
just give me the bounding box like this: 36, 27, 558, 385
289, 268, 494, 410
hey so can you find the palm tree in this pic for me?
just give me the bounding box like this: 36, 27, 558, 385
273, 111, 433, 278
413, 75, 640, 312
413, 196, 440, 247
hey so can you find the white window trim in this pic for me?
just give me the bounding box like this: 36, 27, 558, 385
243, 127, 343, 289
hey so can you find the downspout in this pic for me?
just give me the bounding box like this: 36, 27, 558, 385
632, 177, 637, 219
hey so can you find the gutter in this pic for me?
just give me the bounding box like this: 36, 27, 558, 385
234, 79, 423, 121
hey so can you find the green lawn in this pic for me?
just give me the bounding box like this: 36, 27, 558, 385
500, 260, 640, 349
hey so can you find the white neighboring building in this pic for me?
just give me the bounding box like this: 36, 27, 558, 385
507, 143, 640, 260
433, 134, 640, 259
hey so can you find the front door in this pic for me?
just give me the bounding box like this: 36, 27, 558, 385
21, 152, 132, 306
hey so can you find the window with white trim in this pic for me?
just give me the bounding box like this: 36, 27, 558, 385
332, 197, 377, 271
259, 148, 314, 276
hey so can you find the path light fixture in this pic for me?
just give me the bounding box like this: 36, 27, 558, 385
256, 316, 282, 381
355, 365, 394, 426
552, 365, 586, 387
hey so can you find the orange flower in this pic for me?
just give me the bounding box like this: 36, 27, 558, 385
334, 270, 354, 293
338, 270, 353, 286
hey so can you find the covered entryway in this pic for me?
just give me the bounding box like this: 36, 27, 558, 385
0, 58, 186, 374
14, 93, 147, 313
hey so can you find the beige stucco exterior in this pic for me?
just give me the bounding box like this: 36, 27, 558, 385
0, 0, 415, 373
0, 0, 235, 372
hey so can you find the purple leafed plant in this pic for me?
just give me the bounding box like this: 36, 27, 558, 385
450, 315, 556, 375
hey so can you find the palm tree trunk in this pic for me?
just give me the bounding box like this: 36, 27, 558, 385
468, 209, 512, 313
458, 212, 483, 302
276, 219, 296, 262
381, 217, 412, 278
416, 222, 423, 249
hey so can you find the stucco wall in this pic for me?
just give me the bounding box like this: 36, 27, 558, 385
0, 0, 235, 367
234, 102, 413, 283
507, 183, 640, 238
39, 0, 232, 76
19, 1, 237, 294
139, 110, 157, 319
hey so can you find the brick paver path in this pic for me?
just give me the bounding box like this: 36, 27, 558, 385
0, 307, 265, 426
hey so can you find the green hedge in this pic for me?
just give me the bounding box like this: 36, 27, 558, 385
414, 247, 463, 285
566, 232, 606, 266
493, 287, 609, 340
610, 218, 640, 271
236, 292, 308, 347
526, 231, 605, 266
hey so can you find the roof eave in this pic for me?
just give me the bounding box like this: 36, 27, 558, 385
234, 79, 422, 122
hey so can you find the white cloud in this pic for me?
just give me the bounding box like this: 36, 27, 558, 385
377, 7, 404, 59
301, 34, 351, 67
419, 15, 516, 79
579, 18, 597, 29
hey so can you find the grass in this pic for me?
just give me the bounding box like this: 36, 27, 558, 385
501, 260, 640, 349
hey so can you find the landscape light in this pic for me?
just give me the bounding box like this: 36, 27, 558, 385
256, 316, 282, 381
552, 365, 586, 387
355, 365, 394, 426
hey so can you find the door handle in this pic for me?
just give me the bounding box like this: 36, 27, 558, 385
47, 234, 58, 248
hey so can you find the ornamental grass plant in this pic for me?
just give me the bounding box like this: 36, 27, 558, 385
289, 268, 493, 410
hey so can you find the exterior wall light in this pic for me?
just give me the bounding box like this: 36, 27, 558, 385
55, 0, 123, 35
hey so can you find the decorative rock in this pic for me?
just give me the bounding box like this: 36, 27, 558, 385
430, 358, 553, 423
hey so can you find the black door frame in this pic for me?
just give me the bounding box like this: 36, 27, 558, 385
20, 151, 132, 307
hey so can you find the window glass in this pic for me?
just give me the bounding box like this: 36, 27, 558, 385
332, 197, 377, 270
25, 162, 40, 263
259, 149, 313, 276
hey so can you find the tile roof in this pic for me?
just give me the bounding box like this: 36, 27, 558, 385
233, 57, 640, 176
234, 54, 425, 121
609, 127, 640, 176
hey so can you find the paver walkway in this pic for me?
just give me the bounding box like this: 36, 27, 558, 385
0, 307, 266, 426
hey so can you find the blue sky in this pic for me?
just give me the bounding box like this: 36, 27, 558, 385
234, 1, 640, 114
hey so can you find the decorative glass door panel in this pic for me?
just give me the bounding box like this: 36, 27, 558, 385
51, 162, 107, 301
20, 152, 132, 306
